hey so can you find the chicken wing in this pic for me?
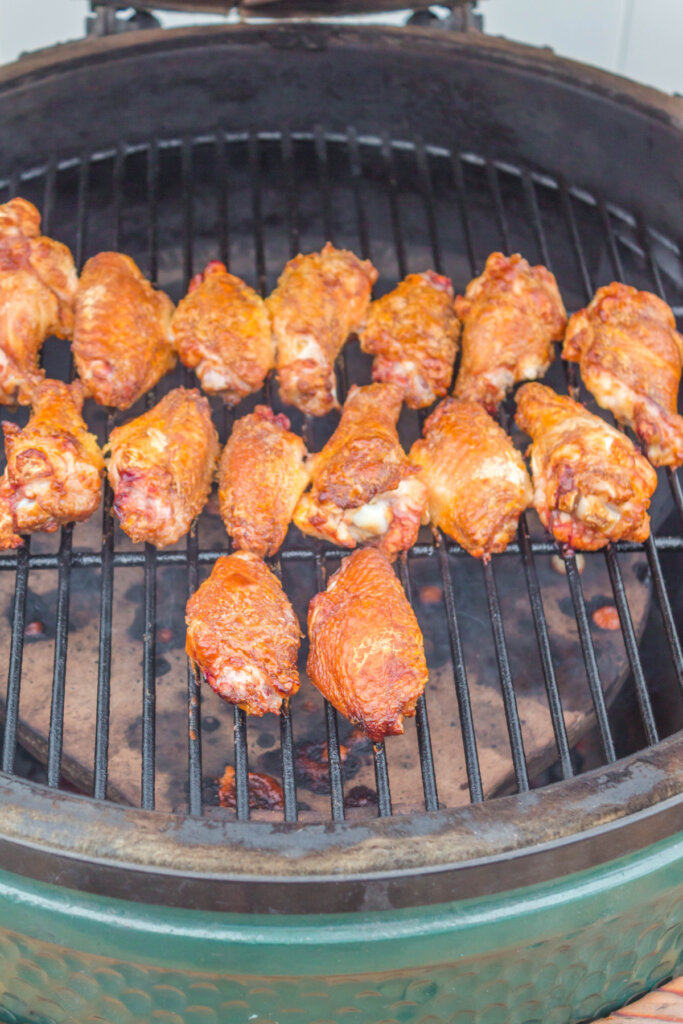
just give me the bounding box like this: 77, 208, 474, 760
0, 379, 103, 549
0, 198, 78, 405
563, 282, 683, 467
186, 551, 300, 716
267, 242, 378, 416
219, 405, 309, 558
515, 382, 657, 551
454, 252, 567, 411
293, 382, 427, 558
409, 398, 532, 558
107, 387, 219, 547
172, 260, 274, 404
307, 548, 428, 741
359, 271, 460, 408
73, 252, 175, 410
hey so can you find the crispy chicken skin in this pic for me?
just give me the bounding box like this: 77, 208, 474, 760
293, 382, 427, 558
563, 282, 683, 467
268, 242, 378, 416
0, 379, 104, 549
454, 252, 567, 411
515, 383, 657, 551
0, 198, 78, 405
219, 406, 310, 558
73, 252, 175, 410
172, 261, 274, 404
307, 548, 428, 741
107, 387, 219, 547
410, 398, 532, 559
359, 271, 460, 408
186, 551, 301, 716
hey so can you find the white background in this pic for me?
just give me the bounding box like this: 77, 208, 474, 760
0, 0, 682, 95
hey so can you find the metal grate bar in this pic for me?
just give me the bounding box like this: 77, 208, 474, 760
416, 140, 442, 274
486, 162, 512, 253
436, 533, 483, 802
314, 554, 345, 822
2, 542, 30, 775
382, 138, 407, 277
233, 706, 250, 821
46, 525, 73, 787
315, 127, 334, 243
187, 530, 203, 817
181, 138, 194, 283
93, 416, 116, 801
373, 742, 392, 816
482, 559, 529, 792
604, 544, 659, 745
281, 129, 300, 255
521, 171, 551, 268
450, 154, 477, 275
216, 132, 230, 268
248, 132, 267, 296
564, 552, 617, 762
347, 128, 371, 263
148, 140, 160, 282
140, 543, 157, 809
279, 698, 298, 823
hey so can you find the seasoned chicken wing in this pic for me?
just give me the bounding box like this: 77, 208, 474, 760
0, 198, 78, 405
73, 252, 175, 410
359, 271, 460, 408
107, 387, 219, 547
307, 548, 428, 741
173, 260, 274, 404
186, 551, 301, 716
454, 252, 566, 411
410, 398, 532, 558
563, 282, 683, 467
268, 243, 378, 416
219, 406, 309, 558
0, 379, 103, 549
293, 382, 427, 558
515, 383, 657, 551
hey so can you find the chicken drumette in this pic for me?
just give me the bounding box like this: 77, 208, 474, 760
106, 387, 219, 547
0, 198, 78, 405
410, 398, 532, 558
563, 282, 683, 467
454, 252, 567, 411
173, 261, 274, 405
515, 383, 657, 551
359, 271, 460, 408
293, 382, 427, 558
267, 243, 377, 416
186, 551, 301, 716
73, 252, 175, 410
307, 548, 428, 741
219, 406, 309, 558
0, 379, 104, 549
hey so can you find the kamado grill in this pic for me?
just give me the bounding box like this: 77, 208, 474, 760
0, 3, 681, 1022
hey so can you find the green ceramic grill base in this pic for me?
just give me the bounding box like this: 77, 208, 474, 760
0, 832, 680, 1024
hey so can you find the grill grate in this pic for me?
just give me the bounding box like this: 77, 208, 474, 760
0, 132, 682, 824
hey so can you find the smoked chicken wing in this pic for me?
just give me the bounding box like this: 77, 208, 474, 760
410, 398, 532, 558
293, 382, 427, 558
219, 406, 309, 558
454, 252, 567, 411
0, 198, 78, 405
267, 243, 377, 416
515, 382, 657, 551
173, 261, 274, 404
0, 379, 103, 549
186, 551, 300, 716
107, 387, 219, 547
359, 271, 460, 408
73, 252, 175, 410
307, 548, 428, 741
563, 282, 683, 467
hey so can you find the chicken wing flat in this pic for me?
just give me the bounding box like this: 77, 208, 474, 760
293, 382, 427, 558
410, 398, 532, 558
0, 379, 103, 549
107, 387, 219, 547
515, 383, 657, 551
268, 242, 378, 416
454, 252, 567, 411
0, 198, 78, 405
563, 282, 683, 467
359, 271, 460, 408
307, 548, 428, 741
173, 260, 274, 405
219, 406, 309, 558
186, 551, 300, 716
73, 252, 175, 410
